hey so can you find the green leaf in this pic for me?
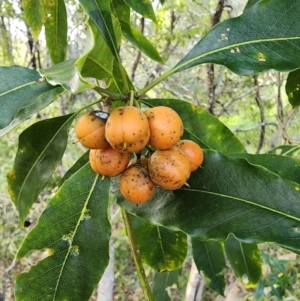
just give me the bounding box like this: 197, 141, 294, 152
44, 0, 68, 64
286, 69, 300, 108
224, 234, 262, 287
78, 17, 122, 80
244, 0, 260, 11
7, 114, 76, 224
268, 145, 300, 158
192, 239, 226, 295
79, 0, 120, 62
131, 215, 187, 272
120, 21, 164, 63
15, 164, 111, 301
119, 150, 300, 252
107, 59, 133, 93
228, 153, 300, 184
123, 0, 156, 23
173, 0, 300, 76
140, 99, 246, 153
59, 151, 89, 187
112, 0, 130, 23
39, 59, 94, 93
152, 269, 181, 301
0, 65, 64, 137
22, 0, 44, 39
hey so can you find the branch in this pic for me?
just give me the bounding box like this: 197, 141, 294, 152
207, 0, 225, 115
216, 82, 277, 117
253, 75, 265, 153
121, 209, 154, 301
24, 21, 37, 70
276, 72, 284, 122
184, 259, 205, 301
131, 17, 144, 82
143, 11, 177, 88
233, 121, 277, 133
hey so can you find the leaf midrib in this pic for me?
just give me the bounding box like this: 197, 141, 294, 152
181, 187, 300, 222
175, 36, 300, 72
156, 226, 167, 269
16, 115, 74, 216
90, 0, 120, 61
53, 172, 99, 300
239, 241, 250, 278
0, 81, 37, 97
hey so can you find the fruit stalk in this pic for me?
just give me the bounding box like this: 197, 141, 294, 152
93, 86, 122, 100
121, 208, 154, 301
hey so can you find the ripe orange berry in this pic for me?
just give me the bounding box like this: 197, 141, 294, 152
148, 148, 191, 190
105, 106, 150, 153
75, 111, 110, 149
176, 140, 204, 171
119, 164, 156, 204
145, 106, 184, 149
89, 147, 129, 177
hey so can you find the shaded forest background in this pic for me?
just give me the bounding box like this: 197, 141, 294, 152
1, 0, 300, 300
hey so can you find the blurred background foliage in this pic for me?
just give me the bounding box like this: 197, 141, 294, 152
1, 0, 300, 300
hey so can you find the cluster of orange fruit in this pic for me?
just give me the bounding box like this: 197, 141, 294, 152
75, 106, 204, 204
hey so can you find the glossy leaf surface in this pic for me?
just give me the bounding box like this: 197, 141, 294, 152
131, 214, 187, 272
286, 69, 300, 108
44, 0, 68, 64
15, 165, 111, 301
0, 66, 64, 136
120, 150, 300, 252
174, 0, 300, 76
192, 239, 226, 294
224, 234, 262, 287
141, 99, 246, 153
79, 0, 120, 61
7, 114, 75, 224
39, 59, 94, 93
79, 17, 122, 80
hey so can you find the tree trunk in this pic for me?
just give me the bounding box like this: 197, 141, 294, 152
96, 239, 115, 301
184, 260, 205, 301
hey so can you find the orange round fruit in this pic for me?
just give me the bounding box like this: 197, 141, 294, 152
75, 111, 110, 149
145, 106, 184, 149
119, 164, 156, 204
148, 148, 191, 190
105, 106, 150, 153
176, 140, 204, 171
89, 147, 129, 177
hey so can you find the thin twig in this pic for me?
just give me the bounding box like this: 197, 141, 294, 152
253, 75, 265, 153
207, 0, 225, 115
143, 11, 177, 87
233, 121, 277, 133
216, 82, 277, 116
131, 17, 144, 82
276, 72, 284, 122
